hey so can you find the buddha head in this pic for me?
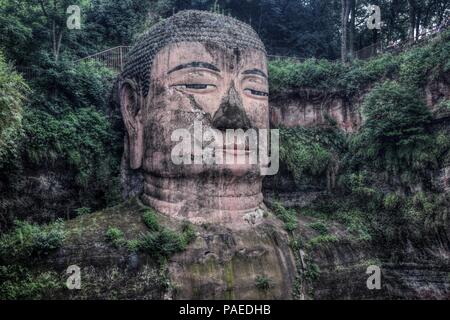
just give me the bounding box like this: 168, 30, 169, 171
119, 10, 274, 227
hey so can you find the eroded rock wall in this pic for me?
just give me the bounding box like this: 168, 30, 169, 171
269, 77, 450, 132
269, 89, 363, 132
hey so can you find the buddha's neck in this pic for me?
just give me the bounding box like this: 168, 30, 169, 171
141, 174, 265, 227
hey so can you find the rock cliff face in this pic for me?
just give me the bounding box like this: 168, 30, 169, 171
21, 198, 449, 300
269, 89, 363, 132
4, 69, 450, 301
169, 220, 295, 300
264, 76, 450, 300
34, 199, 296, 300
269, 76, 450, 133
426, 74, 450, 110
293, 215, 450, 299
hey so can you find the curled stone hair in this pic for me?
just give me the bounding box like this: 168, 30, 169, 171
121, 10, 266, 97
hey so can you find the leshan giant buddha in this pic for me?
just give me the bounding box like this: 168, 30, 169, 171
29, 10, 295, 300
119, 10, 277, 228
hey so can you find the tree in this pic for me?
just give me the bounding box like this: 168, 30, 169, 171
341, 0, 351, 62
353, 81, 433, 175
348, 0, 356, 59
32, 0, 87, 63
0, 51, 28, 167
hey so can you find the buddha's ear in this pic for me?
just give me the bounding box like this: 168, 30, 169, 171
120, 79, 143, 169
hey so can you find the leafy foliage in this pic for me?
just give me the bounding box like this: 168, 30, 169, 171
0, 220, 65, 262
29, 57, 116, 115
143, 209, 160, 232
279, 125, 346, 186
269, 58, 345, 94
0, 265, 61, 300
255, 275, 272, 291
399, 31, 450, 88
23, 107, 119, 188
138, 212, 197, 260
138, 228, 187, 260
0, 52, 28, 168
0, 58, 121, 226
307, 234, 339, 248
105, 227, 126, 247
351, 81, 435, 177
107, 209, 197, 261
307, 221, 329, 236
269, 30, 450, 95
271, 202, 297, 232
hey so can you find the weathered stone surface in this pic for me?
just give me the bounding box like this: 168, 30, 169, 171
169, 218, 296, 299
269, 89, 362, 133
118, 10, 272, 228
34, 199, 296, 300
293, 215, 450, 300
25, 199, 449, 300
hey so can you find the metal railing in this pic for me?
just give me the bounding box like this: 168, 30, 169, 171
15, 66, 39, 80
354, 22, 449, 60
75, 46, 131, 72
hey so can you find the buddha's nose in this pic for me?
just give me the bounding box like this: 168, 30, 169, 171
212, 82, 251, 131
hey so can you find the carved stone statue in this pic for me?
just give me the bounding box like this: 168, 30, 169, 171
18, 11, 295, 300
119, 10, 271, 228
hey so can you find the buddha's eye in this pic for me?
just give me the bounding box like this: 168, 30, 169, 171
244, 88, 269, 97
172, 83, 217, 93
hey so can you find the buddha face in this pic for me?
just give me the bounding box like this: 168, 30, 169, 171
121, 42, 269, 178
120, 42, 269, 221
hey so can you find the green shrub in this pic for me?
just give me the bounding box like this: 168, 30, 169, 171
0, 56, 122, 225
255, 275, 272, 291
289, 237, 303, 251
138, 228, 186, 260
271, 202, 298, 231
335, 209, 372, 241
29, 56, 115, 114
0, 265, 61, 300
269, 58, 345, 94
269, 30, 450, 95
126, 239, 140, 252
0, 52, 28, 168
180, 221, 197, 246
308, 221, 329, 235
105, 227, 125, 247
280, 128, 331, 183
383, 193, 403, 211
279, 126, 346, 186
308, 234, 339, 248
351, 81, 434, 177
338, 53, 401, 94
304, 263, 320, 281
143, 209, 160, 232
23, 107, 120, 188
400, 31, 450, 88
75, 207, 91, 216
0, 220, 65, 261
268, 53, 400, 95
138, 214, 196, 260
